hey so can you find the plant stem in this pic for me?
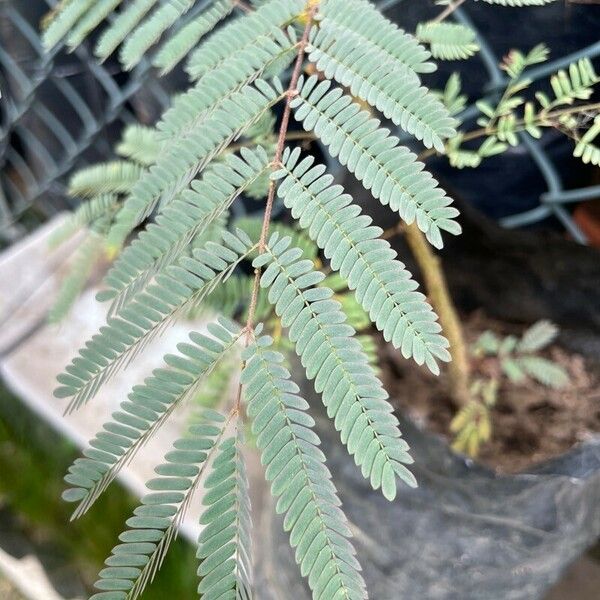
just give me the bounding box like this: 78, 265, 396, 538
244, 4, 316, 332
433, 0, 467, 23
403, 222, 470, 406
417, 101, 600, 161
226, 131, 316, 156
235, 2, 318, 409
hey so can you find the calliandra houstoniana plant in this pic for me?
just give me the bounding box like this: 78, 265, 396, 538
43, 0, 571, 598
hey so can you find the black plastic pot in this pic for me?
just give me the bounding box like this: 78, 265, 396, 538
255, 200, 600, 600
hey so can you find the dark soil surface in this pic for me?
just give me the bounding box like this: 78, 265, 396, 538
381, 312, 600, 473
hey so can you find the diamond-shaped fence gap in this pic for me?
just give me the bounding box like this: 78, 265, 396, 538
0, 0, 184, 238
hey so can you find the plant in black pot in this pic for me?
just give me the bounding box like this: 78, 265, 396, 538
41, 0, 600, 599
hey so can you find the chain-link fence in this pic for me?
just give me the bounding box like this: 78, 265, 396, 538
1, 0, 598, 244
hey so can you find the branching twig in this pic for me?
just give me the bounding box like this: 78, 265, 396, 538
433, 0, 467, 23
417, 101, 600, 161
235, 2, 319, 410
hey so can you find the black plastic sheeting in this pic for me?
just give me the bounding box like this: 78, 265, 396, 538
255, 202, 600, 599
258, 407, 600, 600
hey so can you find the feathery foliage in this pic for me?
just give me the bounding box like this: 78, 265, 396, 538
319, 0, 435, 76
254, 235, 417, 497
63, 318, 242, 518
44, 0, 571, 596
445, 48, 599, 169
290, 79, 459, 247
241, 338, 367, 599
56, 229, 253, 412
106, 79, 282, 250
116, 126, 163, 167
153, 0, 235, 74
96, 0, 160, 60
42, 0, 96, 49
453, 320, 569, 455
66, 0, 124, 50
517, 319, 558, 353
68, 162, 143, 198
196, 430, 253, 599
185, 0, 303, 79
120, 0, 196, 70
574, 115, 600, 166
416, 22, 479, 61
273, 149, 451, 371
300, 51, 456, 152
102, 147, 270, 314
89, 410, 229, 600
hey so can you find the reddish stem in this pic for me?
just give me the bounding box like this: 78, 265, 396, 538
235, 4, 318, 409
244, 4, 318, 336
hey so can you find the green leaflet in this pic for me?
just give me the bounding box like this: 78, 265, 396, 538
120, 0, 196, 70
68, 161, 143, 198
307, 26, 456, 150
43, 0, 96, 49
54, 229, 253, 413
319, 0, 435, 75
253, 234, 417, 498
62, 318, 242, 518
106, 78, 282, 250
241, 339, 367, 600
94, 0, 158, 59
160, 27, 296, 141
416, 22, 479, 61
514, 356, 569, 389
153, 0, 235, 74
517, 320, 558, 353
101, 146, 270, 315
66, 0, 123, 49
116, 125, 163, 166
273, 147, 451, 372
290, 76, 460, 248
185, 0, 304, 79
573, 115, 600, 167
89, 410, 228, 600
196, 431, 253, 599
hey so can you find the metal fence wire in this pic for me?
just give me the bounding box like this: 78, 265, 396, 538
0, 0, 599, 244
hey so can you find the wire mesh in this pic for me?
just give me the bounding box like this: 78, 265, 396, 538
0, 0, 187, 242
0, 0, 598, 244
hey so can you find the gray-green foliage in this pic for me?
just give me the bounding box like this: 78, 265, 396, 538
55, 229, 253, 412
445, 45, 600, 168
43, 0, 564, 597
241, 338, 367, 599
452, 319, 568, 456
472, 320, 569, 389
89, 409, 231, 600
253, 233, 416, 497
63, 318, 243, 518
416, 22, 479, 61
273, 148, 451, 371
